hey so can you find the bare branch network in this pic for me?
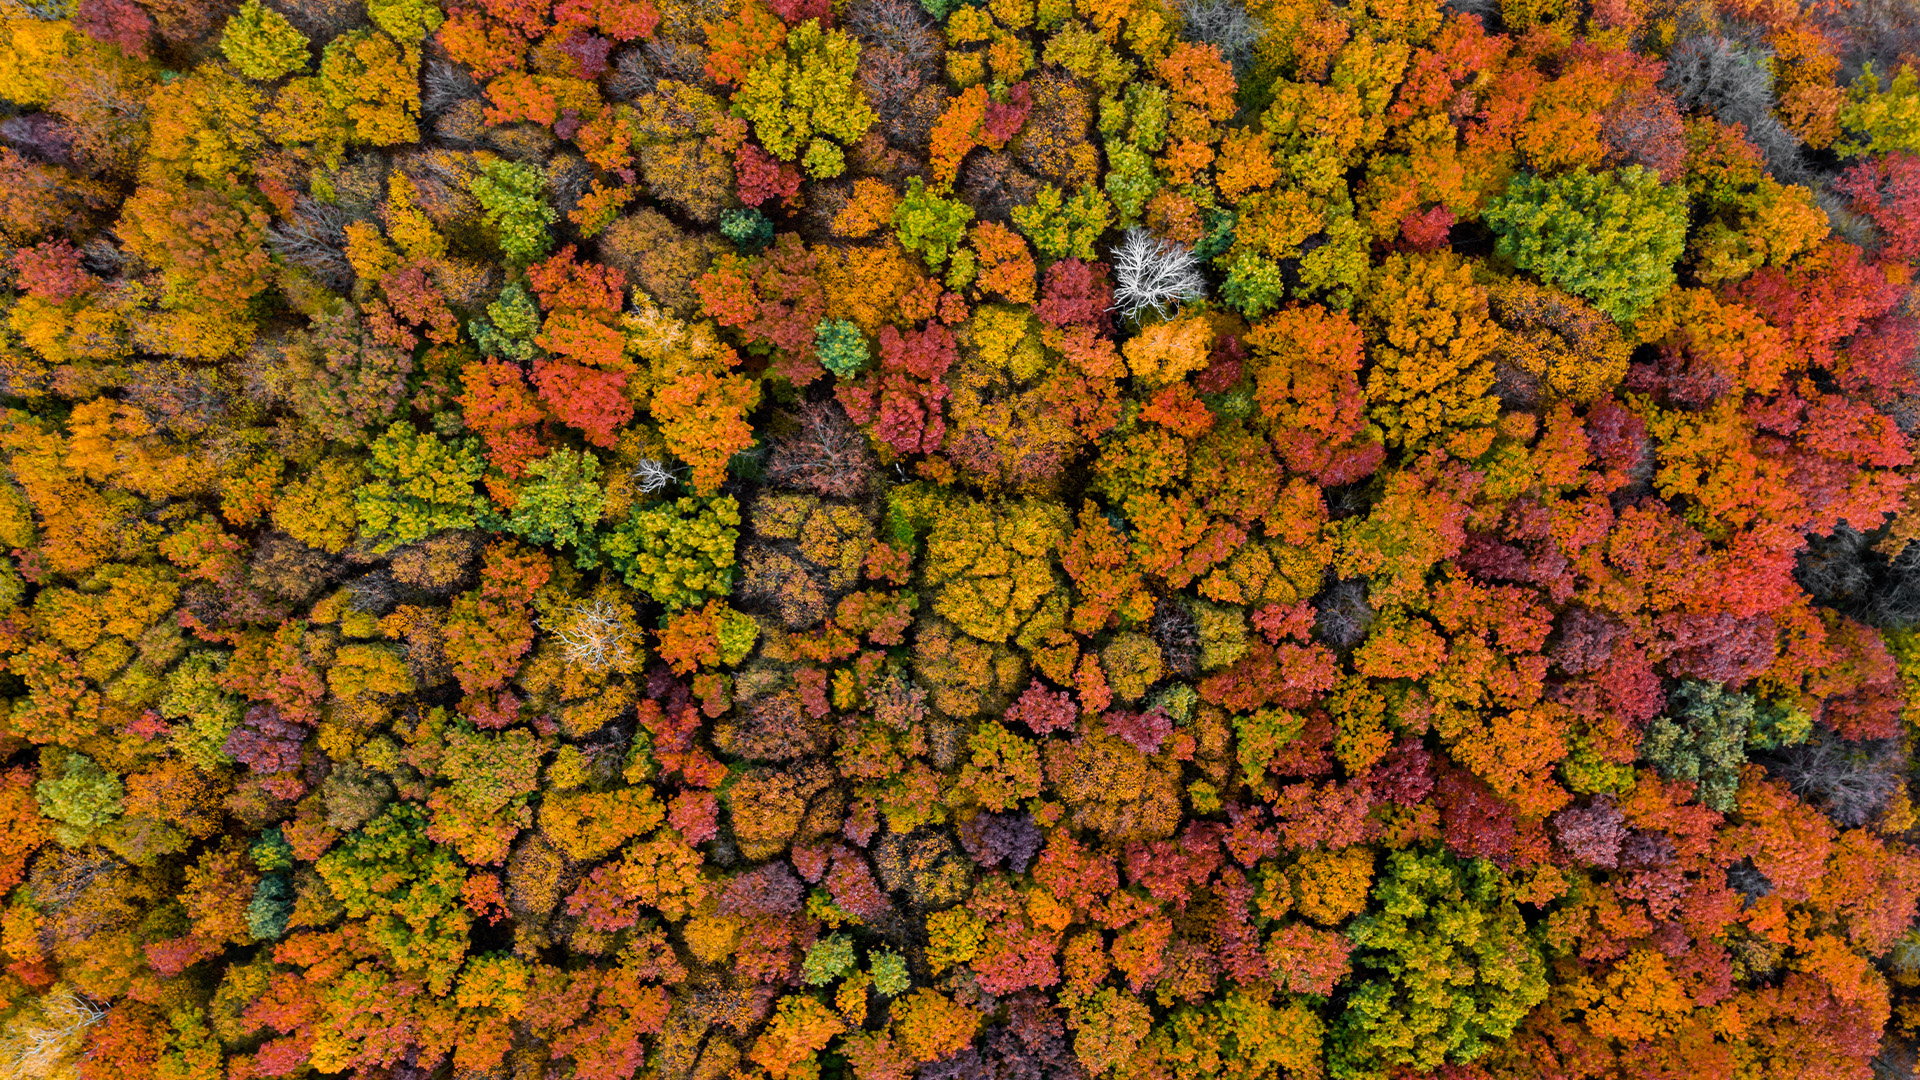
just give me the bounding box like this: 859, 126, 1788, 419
0, 987, 106, 1078
1111, 227, 1208, 321
552, 598, 639, 672
631, 457, 685, 494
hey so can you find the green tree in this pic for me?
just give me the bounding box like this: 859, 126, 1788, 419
315, 802, 471, 993
158, 653, 244, 771
1748, 697, 1812, 752
1105, 144, 1161, 225
1071, 989, 1155, 1077
220, 0, 311, 81
355, 422, 489, 552
1482, 166, 1687, 323
469, 159, 557, 264
721, 207, 776, 254
602, 495, 741, 609
802, 933, 857, 985
427, 724, 544, 864
247, 874, 292, 941
1838, 62, 1920, 157
506, 447, 606, 561
814, 318, 869, 378
1221, 252, 1286, 318
469, 281, 541, 363
732, 20, 875, 179
1331, 849, 1547, 1079
251, 826, 293, 872
894, 178, 975, 270
317, 29, 421, 146
1012, 182, 1115, 262
871, 950, 911, 996
1640, 679, 1752, 812
1298, 215, 1371, 310
1145, 991, 1324, 1080
34, 752, 124, 848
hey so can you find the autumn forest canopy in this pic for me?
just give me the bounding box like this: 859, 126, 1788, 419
5, 0, 1920, 1075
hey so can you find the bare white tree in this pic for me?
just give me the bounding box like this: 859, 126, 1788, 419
1659, 35, 1806, 181
421, 59, 481, 114
1765, 728, 1905, 828
1170, 0, 1265, 75
266, 195, 357, 291
553, 599, 639, 672
631, 457, 684, 494
1111, 227, 1208, 322
0, 986, 107, 1079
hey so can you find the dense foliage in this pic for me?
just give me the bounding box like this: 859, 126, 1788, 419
0, 0, 1919, 1077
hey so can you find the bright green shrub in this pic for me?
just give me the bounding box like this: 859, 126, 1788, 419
894, 177, 976, 270
1331, 849, 1547, 1079
602, 495, 741, 609
1012, 182, 1114, 262
815, 318, 870, 378
732, 20, 875, 179
469, 159, 558, 264
506, 447, 606, 560
355, 422, 489, 552
1482, 166, 1687, 323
